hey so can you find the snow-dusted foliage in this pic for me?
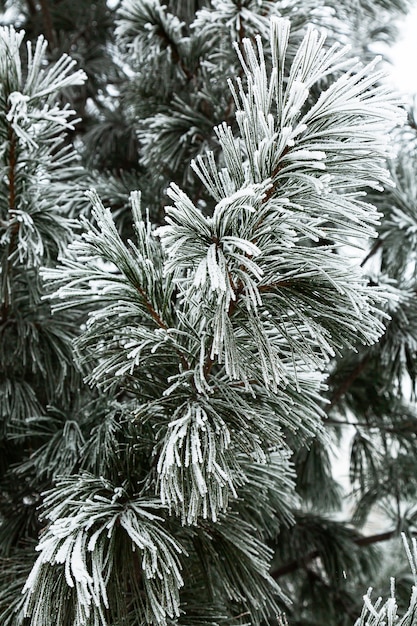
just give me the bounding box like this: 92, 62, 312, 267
22, 476, 185, 626
2, 2, 417, 624
354, 536, 417, 626
23, 17, 405, 624
0, 26, 87, 265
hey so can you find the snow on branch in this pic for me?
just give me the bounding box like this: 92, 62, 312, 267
45, 19, 404, 530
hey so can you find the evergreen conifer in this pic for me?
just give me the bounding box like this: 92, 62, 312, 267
1, 1, 417, 625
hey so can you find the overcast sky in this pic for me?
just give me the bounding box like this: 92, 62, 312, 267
388, 2, 417, 94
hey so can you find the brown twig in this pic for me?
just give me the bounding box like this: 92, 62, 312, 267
133, 282, 189, 371
360, 239, 383, 268
8, 126, 16, 214
1, 125, 18, 322
326, 355, 370, 414
25, 0, 37, 16
39, 0, 56, 49
271, 528, 403, 580
262, 146, 291, 205
155, 26, 194, 82
133, 283, 168, 331
200, 282, 244, 381
200, 144, 292, 380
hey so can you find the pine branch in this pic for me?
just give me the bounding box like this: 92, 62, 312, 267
261, 146, 291, 205
132, 278, 190, 371
202, 275, 244, 379
360, 239, 383, 268
7, 125, 16, 214
271, 528, 405, 580
133, 282, 168, 330
1, 123, 18, 320
154, 24, 194, 81
326, 355, 371, 413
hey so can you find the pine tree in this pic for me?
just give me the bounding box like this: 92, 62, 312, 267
1, 1, 417, 625
0, 21, 90, 621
